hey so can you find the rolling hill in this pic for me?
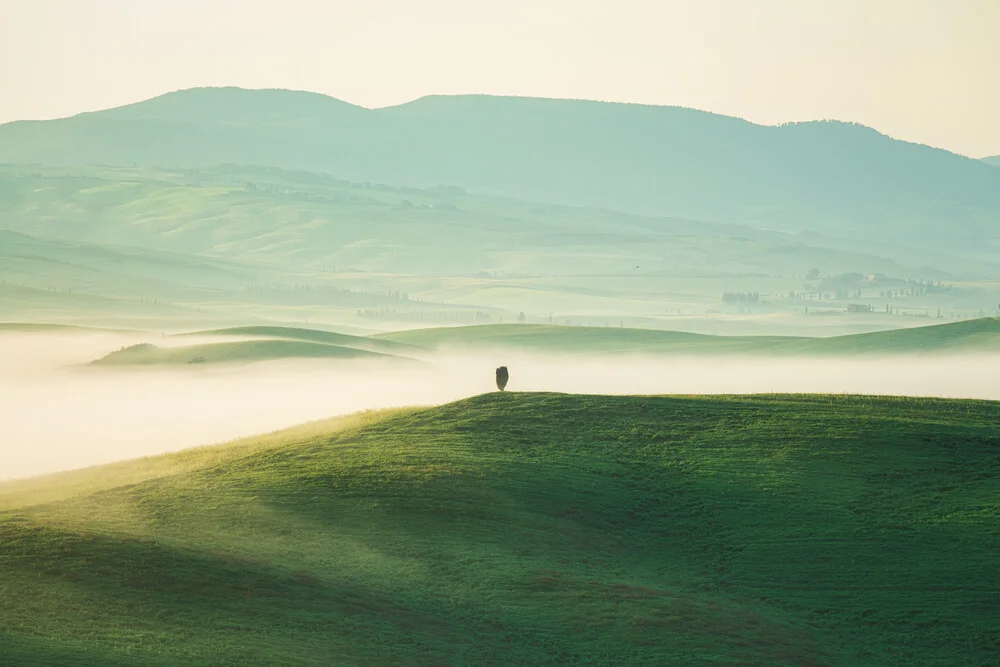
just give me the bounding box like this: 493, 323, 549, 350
91, 339, 413, 366
179, 325, 427, 356
375, 317, 1000, 356
0, 228, 263, 295
375, 323, 796, 354
983, 155, 1000, 166
2, 164, 950, 278
0, 393, 997, 664
0, 224, 493, 330
11, 164, 996, 334
2, 87, 999, 249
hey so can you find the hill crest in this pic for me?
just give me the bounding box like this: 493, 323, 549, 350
0, 393, 997, 664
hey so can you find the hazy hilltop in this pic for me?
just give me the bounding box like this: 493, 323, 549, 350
2, 87, 999, 249
984, 155, 1000, 166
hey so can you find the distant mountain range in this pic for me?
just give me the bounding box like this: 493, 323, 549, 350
984, 155, 1000, 167
2, 87, 999, 250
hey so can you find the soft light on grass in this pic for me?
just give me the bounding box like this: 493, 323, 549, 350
374, 318, 1000, 355
91, 339, 412, 366
0, 408, 416, 510
1, 393, 997, 664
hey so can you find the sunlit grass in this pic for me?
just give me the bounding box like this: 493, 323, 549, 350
0, 408, 414, 511
376, 318, 1000, 355
1, 393, 997, 664
91, 339, 410, 366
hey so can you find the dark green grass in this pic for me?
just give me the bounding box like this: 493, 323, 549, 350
1, 393, 998, 665
375, 318, 1000, 355
90, 339, 413, 366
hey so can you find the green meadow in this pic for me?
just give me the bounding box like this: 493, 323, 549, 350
1, 393, 997, 665
3, 86, 1000, 667
91, 340, 408, 367
375, 317, 1000, 356
4, 164, 1000, 335
45, 316, 1000, 368
179, 326, 426, 355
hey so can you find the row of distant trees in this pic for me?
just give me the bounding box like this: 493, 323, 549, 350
245, 284, 410, 299
722, 292, 760, 304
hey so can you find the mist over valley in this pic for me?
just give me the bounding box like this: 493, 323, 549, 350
4, 327, 999, 481
2, 13, 999, 662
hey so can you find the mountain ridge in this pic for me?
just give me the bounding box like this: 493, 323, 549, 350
2, 87, 999, 249
0, 87, 977, 153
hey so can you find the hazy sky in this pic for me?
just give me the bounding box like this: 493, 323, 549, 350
2, 0, 998, 157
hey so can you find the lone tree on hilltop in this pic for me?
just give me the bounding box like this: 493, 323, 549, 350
495, 366, 509, 391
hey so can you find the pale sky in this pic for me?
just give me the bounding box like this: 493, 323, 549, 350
2, 0, 998, 157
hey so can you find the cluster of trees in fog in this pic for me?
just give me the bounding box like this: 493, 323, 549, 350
722, 292, 760, 305
245, 284, 410, 300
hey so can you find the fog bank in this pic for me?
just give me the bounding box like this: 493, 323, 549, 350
2, 333, 999, 481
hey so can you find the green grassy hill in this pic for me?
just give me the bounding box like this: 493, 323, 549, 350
181, 325, 427, 355
375, 317, 1000, 355
6, 163, 1000, 334
375, 322, 797, 354
92, 339, 411, 366
80, 316, 1000, 368
1, 164, 943, 279
0, 409, 409, 511
0, 229, 260, 293
0, 225, 483, 330
789, 316, 1000, 354
1, 393, 997, 664
983, 155, 1000, 167
0, 228, 288, 328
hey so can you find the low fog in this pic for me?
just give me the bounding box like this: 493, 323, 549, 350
2, 331, 999, 481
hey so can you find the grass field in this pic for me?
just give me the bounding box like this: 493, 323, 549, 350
1, 393, 997, 665
92, 339, 413, 366
85, 316, 1000, 367
5, 163, 1000, 336
375, 317, 1000, 356
180, 325, 427, 355
374, 323, 796, 354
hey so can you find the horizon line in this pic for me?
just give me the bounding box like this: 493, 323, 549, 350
3, 84, 996, 160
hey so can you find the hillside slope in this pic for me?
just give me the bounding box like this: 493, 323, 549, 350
790, 316, 1000, 354
0, 229, 260, 293
12, 164, 990, 330
180, 325, 427, 356
1, 164, 945, 277
1, 393, 997, 664
91, 339, 412, 366
374, 317, 1000, 355
375, 323, 797, 354
2, 88, 999, 247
